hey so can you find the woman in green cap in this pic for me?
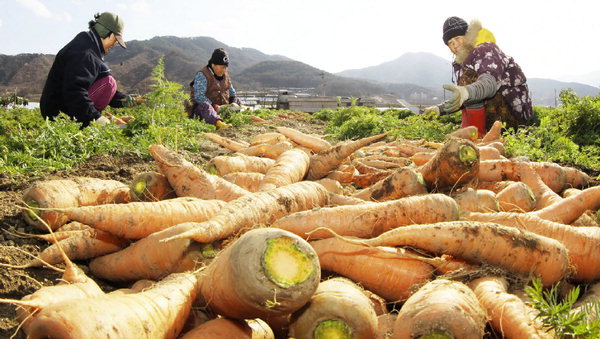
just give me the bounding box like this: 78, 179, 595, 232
40, 12, 141, 127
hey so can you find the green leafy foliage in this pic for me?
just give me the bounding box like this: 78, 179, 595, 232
525, 278, 600, 338
504, 90, 600, 171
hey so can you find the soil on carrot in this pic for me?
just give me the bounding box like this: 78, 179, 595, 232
0, 113, 327, 338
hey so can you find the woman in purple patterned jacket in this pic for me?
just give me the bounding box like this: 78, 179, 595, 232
425, 17, 534, 136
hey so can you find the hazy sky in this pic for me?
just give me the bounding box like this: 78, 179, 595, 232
2, 0, 599, 83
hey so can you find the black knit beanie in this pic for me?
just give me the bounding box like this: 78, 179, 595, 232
209, 48, 229, 66
443, 16, 468, 45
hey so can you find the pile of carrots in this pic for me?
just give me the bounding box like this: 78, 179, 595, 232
2, 120, 600, 338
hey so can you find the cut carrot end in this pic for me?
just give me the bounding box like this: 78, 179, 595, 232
200, 242, 217, 258
314, 319, 352, 339
263, 236, 315, 288
207, 165, 219, 176
131, 177, 148, 198
458, 144, 478, 165
420, 330, 454, 339
23, 199, 41, 223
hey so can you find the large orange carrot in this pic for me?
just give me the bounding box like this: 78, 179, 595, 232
249, 132, 287, 145
198, 228, 321, 320
393, 140, 435, 156
351, 170, 393, 188
129, 171, 177, 202
478, 144, 506, 160
310, 237, 434, 301
149, 144, 250, 201
496, 181, 536, 212
180, 318, 274, 339
393, 279, 487, 339
561, 166, 591, 189
480, 120, 503, 143
417, 138, 480, 191
222, 172, 264, 192
203, 132, 249, 151
516, 162, 562, 209
531, 185, 600, 224
160, 181, 330, 243
307, 132, 389, 180
24, 271, 201, 339
22, 177, 131, 231
361, 221, 571, 286
18, 230, 128, 267
469, 276, 553, 339
447, 125, 479, 140
209, 154, 275, 175
478, 160, 568, 193
464, 211, 600, 282
258, 148, 310, 191
352, 167, 427, 202
62, 197, 226, 239
236, 141, 294, 159
276, 126, 332, 153
272, 193, 459, 239
288, 277, 379, 339
89, 225, 218, 282
451, 188, 499, 212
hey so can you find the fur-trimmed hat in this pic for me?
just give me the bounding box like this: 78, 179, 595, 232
443, 16, 468, 45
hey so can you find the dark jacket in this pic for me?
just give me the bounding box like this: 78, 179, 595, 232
40, 29, 126, 126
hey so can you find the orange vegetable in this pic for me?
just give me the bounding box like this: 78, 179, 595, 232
352, 167, 427, 202
198, 228, 321, 320
465, 211, 600, 282
222, 172, 264, 192
159, 181, 329, 244
288, 277, 379, 339
129, 171, 177, 202
209, 154, 275, 175
417, 138, 480, 191
361, 221, 571, 286
276, 126, 332, 153
496, 181, 536, 212
307, 132, 389, 180
258, 149, 310, 191
149, 144, 250, 201
393, 279, 487, 339
22, 177, 131, 231
272, 193, 459, 239
469, 276, 554, 339
203, 132, 249, 151
180, 317, 274, 339
310, 237, 434, 301
62, 197, 226, 239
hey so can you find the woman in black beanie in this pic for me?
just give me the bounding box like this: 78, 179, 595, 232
425, 17, 534, 136
187, 48, 241, 130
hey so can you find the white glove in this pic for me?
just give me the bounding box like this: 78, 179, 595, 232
423, 106, 440, 115
442, 84, 469, 113
95, 115, 111, 124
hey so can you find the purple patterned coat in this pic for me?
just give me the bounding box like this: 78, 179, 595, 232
453, 21, 534, 121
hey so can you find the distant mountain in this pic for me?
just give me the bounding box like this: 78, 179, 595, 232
557, 70, 600, 88
527, 78, 600, 106
1, 38, 597, 107
337, 52, 452, 88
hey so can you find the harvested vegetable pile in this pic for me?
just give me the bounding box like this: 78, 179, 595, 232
1, 117, 599, 338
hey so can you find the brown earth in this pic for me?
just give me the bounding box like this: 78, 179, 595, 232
0, 112, 328, 338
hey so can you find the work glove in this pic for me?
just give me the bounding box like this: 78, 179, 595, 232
441, 84, 469, 113
123, 94, 145, 108
215, 120, 231, 130
423, 105, 441, 115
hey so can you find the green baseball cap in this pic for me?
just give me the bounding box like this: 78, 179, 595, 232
95, 12, 126, 48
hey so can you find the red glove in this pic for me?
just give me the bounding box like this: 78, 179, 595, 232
212, 104, 220, 111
